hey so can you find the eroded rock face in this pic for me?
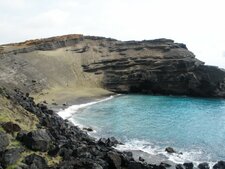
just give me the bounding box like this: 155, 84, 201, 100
83, 38, 225, 97
0, 35, 225, 98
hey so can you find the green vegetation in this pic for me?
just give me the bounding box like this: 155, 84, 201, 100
0, 94, 62, 168
0, 96, 38, 131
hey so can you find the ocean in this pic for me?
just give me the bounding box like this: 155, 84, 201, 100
59, 94, 225, 165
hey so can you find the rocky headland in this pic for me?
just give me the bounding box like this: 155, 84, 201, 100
1, 34, 225, 169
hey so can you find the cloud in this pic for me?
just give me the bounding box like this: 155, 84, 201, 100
0, 0, 225, 68
27, 9, 70, 28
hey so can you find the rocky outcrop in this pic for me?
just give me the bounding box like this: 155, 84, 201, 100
18, 129, 52, 152
83, 38, 225, 97
0, 34, 225, 98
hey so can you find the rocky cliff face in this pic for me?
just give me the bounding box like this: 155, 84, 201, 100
0, 34, 225, 98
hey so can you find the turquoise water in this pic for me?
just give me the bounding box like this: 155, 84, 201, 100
71, 95, 225, 163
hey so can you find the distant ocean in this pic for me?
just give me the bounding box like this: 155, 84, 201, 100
60, 95, 225, 166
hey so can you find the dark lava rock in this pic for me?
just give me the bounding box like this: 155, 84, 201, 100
23, 154, 48, 169
213, 161, 225, 169
20, 129, 52, 152
0, 132, 9, 152
1, 122, 21, 133
16, 130, 28, 141
128, 161, 148, 169
160, 162, 172, 168
176, 164, 185, 169
98, 137, 120, 147
183, 162, 194, 169
139, 156, 145, 162
0, 148, 24, 167
165, 147, 176, 153
198, 163, 210, 169
83, 127, 93, 132
107, 151, 122, 169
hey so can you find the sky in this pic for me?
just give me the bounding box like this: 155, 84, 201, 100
0, 0, 225, 68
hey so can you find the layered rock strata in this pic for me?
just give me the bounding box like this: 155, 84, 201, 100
0, 34, 225, 97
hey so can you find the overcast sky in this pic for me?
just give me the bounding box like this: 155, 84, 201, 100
0, 0, 225, 68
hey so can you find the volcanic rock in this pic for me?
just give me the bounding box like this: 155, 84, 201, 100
0, 132, 9, 152
1, 122, 21, 133
213, 161, 225, 169
20, 129, 52, 152
198, 163, 210, 169
23, 154, 48, 169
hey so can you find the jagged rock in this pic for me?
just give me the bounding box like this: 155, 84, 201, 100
213, 161, 225, 169
0, 148, 24, 167
0, 132, 9, 152
128, 161, 149, 169
1, 122, 21, 133
160, 162, 172, 168
16, 130, 28, 141
98, 137, 121, 147
176, 164, 185, 169
183, 162, 194, 169
107, 151, 122, 169
83, 127, 93, 132
23, 154, 48, 169
139, 156, 145, 162
198, 163, 210, 169
20, 129, 52, 152
165, 147, 176, 153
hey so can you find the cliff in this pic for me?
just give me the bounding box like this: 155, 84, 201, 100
0, 34, 225, 100
1, 35, 225, 168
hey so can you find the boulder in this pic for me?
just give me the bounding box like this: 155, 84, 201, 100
16, 130, 28, 141
98, 137, 120, 147
160, 162, 172, 168
198, 163, 210, 169
0, 132, 9, 152
127, 161, 150, 169
176, 164, 185, 169
183, 162, 194, 169
21, 129, 52, 152
213, 161, 225, 169
23, 154, 48, 169
139, 156, 145, 162
165, 147, 176, 153
0, 148, 24, 167
107, 151, 122, 169
1, 122, 21, 133
83, 127, 93, 132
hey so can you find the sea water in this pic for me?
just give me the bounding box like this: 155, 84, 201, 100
69, 95, 225, 164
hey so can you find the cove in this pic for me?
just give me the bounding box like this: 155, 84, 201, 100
71, 95, 225, 164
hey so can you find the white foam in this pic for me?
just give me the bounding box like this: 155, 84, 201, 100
57, 94, 216, 168
116, 139, 215, 167
57, 95, 115, 120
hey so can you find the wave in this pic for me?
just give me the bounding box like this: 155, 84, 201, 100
57, 94, 216, 167
57, 95, 115, 120
116, 139, 215, 167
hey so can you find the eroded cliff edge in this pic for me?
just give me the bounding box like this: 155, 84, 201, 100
0, 34, 225, 100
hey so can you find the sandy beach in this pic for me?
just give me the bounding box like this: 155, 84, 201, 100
32, 86, 115, 109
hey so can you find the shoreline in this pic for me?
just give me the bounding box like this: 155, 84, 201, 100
56, 94, 217, 169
